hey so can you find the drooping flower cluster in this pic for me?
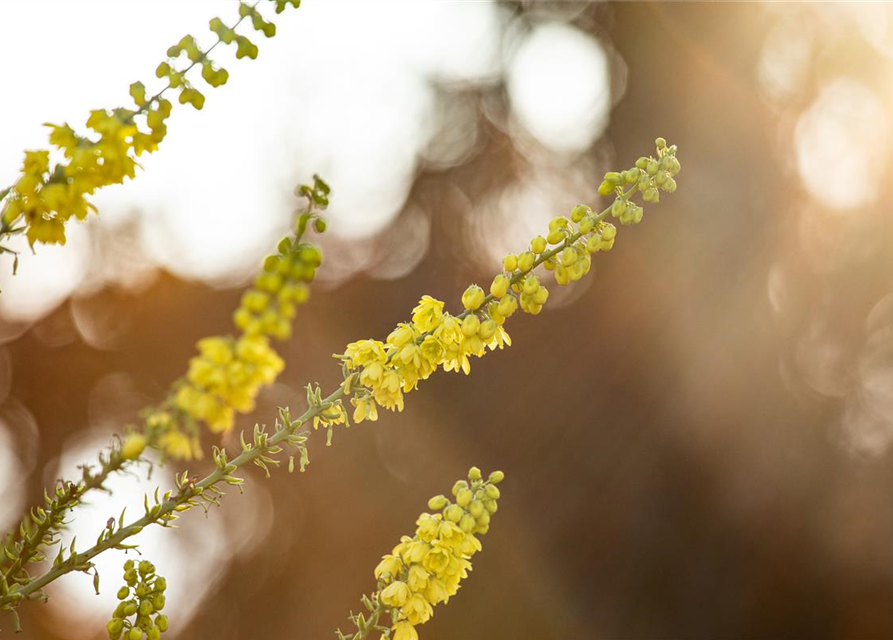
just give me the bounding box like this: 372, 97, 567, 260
337, 140, 680, 433
0, 1, 301, 249
142, 176, 329, 459
107, 560, 168, 640
339, 467, 504, 640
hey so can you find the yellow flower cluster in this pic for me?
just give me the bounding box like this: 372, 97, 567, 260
176, 335, 285, 434
0, 1, 300, 249
142, 176, 330, 458
338, 139, 680, 432
107, 560, 168, 640
340, 467, 504, 640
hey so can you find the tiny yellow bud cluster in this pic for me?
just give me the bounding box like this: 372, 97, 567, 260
0, 1, 302, 251
597, 137, 681, 226
339, 468, 504, 640
233, 235, 321, 341
145, 177, 330, 457
107, 560, 168, 640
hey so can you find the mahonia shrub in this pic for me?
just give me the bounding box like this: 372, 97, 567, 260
0, 3, 683, 637
0, 136, 679, 638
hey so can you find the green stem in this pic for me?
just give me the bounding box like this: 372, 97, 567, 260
0, 385, 345, 608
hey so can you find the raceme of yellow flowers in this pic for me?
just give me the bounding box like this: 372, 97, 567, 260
336, 139, 681, 435
138, 177, 330, 460
338, 467, 504, 640
0, 0, 301, 249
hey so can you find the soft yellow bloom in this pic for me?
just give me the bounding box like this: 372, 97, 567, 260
410, 295, 444, 332
374, 555, 403, 580
351, 395, 379, 423
406, 564, 429, 592
392, 621, 418, 640
401, 594, 433, 625
380, 581, 411, 607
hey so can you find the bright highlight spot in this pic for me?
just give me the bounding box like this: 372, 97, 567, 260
507, 22, 610, 153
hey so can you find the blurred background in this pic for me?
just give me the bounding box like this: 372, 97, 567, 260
2, 1, 893, 638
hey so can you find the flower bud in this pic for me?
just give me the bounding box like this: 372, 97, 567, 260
461, 314, 480, 337
532, 286, 549, 306
152, 595, 165, 611
107, 619, 124, 640
445, 504, 464, 523
451, 480, 468, 496
604, 171, 622, 186
518, 252, 535, 272
502, 254, 518, 272
531, 236, 547, 254
139, 601, 153, 616
478, 320, 497, 341
461, 285, 486, 310
121, 434, 146, 461
578, 217, 595, 234
147, 627, 161, 640
459, 514, 476, 533
468, 500, 484, 518
456, 489, 473, 507
646, 159, 659, 176
427, 495, 448, 511
561, 248, 578, 267
570, 204, 591, 223
138, 561, 154, 576
655, 137, 667, 149
155, 615, 169, 633
128, 626, 143, 640
488, 470, 505, 484
598, 180, 614, 196
117, 587, 130, 600
468, 466, 482, 481
496, 294, 517, 318
490, 274, 509, 299
522, 275, 539, 296
485, 484, 501, 500
546, 229, 565, 245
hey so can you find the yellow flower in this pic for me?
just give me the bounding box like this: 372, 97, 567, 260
351, 395, 378, 423
380, 581, 410, 607
410, 295, 444, 332
372, 369, 404, 412
392, 621, 418, 640
344, 339, 387, 368
406, 564, 430, 593
401, 594, 433, 625
374, 555, 402, 580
